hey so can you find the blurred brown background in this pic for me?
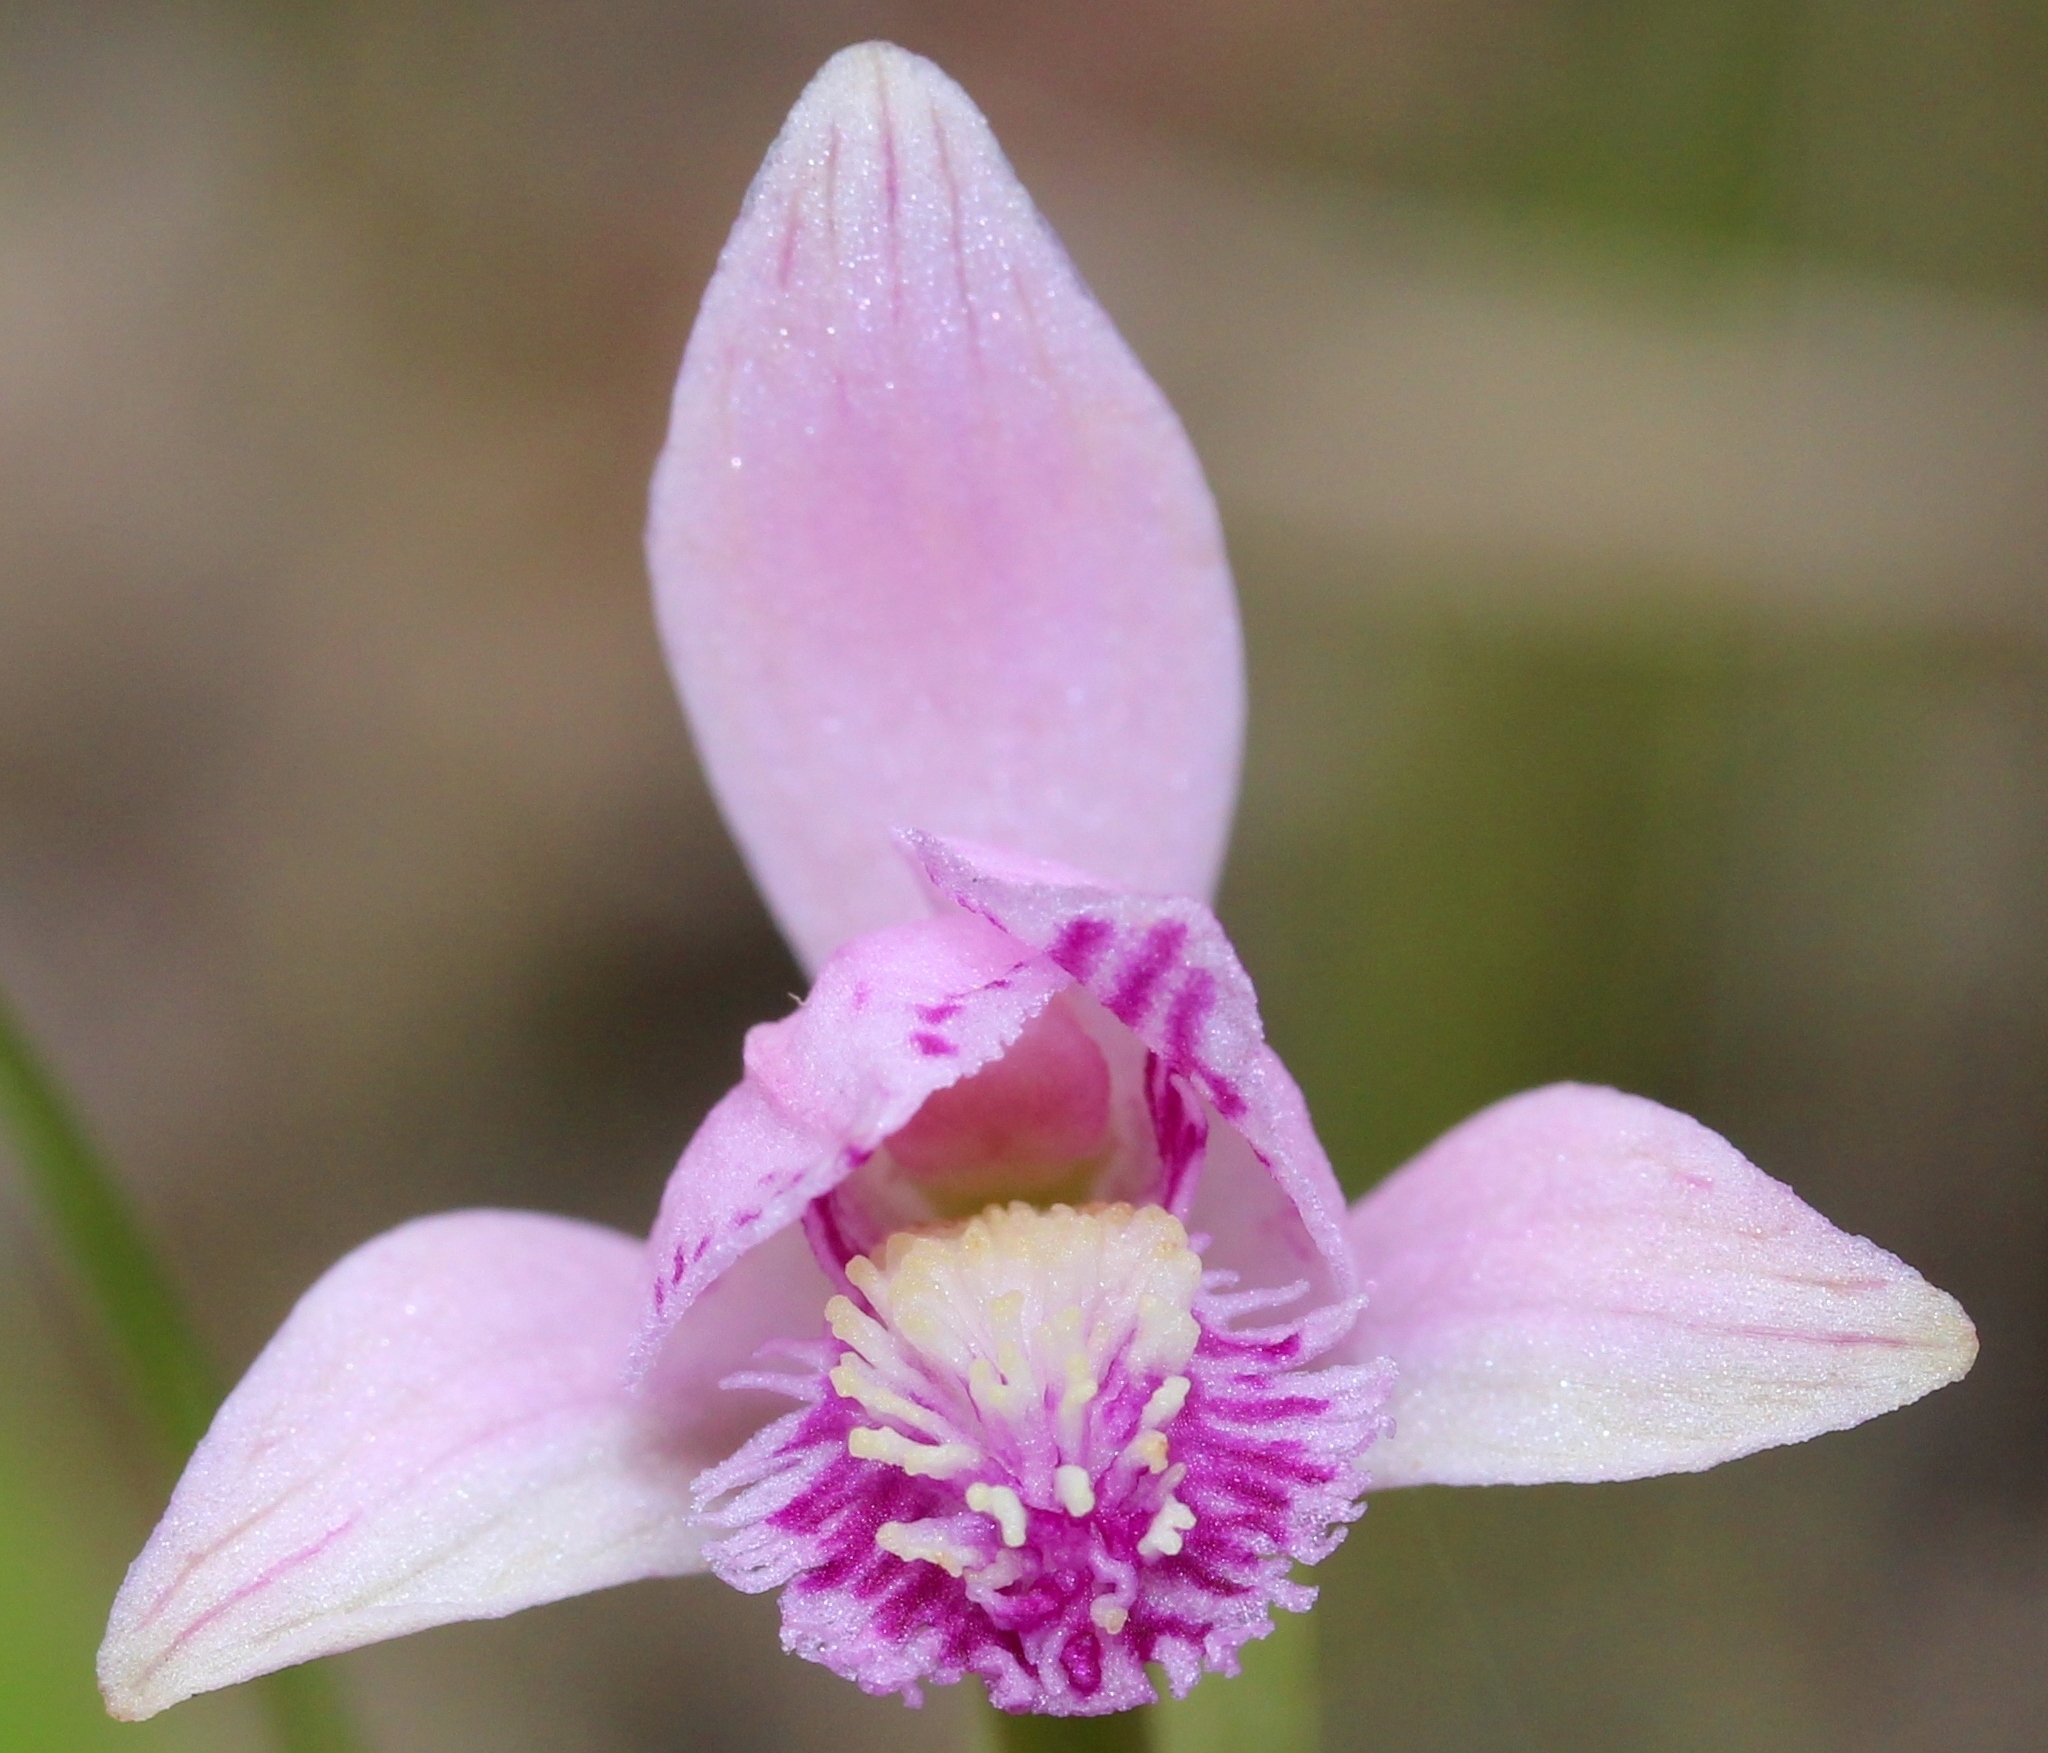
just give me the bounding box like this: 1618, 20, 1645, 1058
2, 4, 2043, 1750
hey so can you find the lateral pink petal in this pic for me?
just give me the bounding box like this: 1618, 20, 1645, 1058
1344, 1084, 1979, 1487
99, 1212, 710, 1721
910, 832, 1353, 1299
638, 911, 1068, 1360
649, 42, 1244, 973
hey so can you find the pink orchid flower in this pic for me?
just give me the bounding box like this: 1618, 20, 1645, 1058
99, 42, 1976, 1724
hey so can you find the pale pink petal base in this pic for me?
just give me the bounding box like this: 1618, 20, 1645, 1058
99, 1212, 711, 1721
649, 43, 1243, 973
1345, 1085, 1979, 1487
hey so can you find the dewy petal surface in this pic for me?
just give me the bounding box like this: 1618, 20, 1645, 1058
100, 1212, 710, 1721
1344, 1084, 1979, 1487
649, 42, 1243, 973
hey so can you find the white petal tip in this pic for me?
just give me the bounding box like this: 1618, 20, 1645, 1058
96, 1649, 218, 1725
1896, 1285, 1980, 1398
96, 1672, 155, 1724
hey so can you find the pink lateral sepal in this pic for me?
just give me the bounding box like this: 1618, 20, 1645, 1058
907, 831, 1355, 1301
648, 42, 1243, 974
1343, 1084, 1980, 1486
98, 1212, 710, 1721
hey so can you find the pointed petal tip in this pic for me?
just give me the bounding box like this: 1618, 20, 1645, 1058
761, 39, 998, 230
793, 39, 970, 120
1911, 1283, 1980, 1393
96, 1666, 151, 1724
690, 36, 1029, 373
1348, 1083, 1981, 1487
98, 1638, 197, 1724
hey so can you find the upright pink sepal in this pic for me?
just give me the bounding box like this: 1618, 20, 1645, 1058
648, 41, 1244, 973
911, 832, 1354, 1299
99, 1212, 709, 1720
639, 911, 1067, 1361
1343, 1085, 1979, 1486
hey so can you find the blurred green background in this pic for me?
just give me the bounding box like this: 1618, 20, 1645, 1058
2, 3, 2042, 1749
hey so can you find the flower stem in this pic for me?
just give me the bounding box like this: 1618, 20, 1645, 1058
0, 987, 365, 1753
0, 992, 220, 1463
259, 1663, 365, 1753
982, 1704, 1154, 1753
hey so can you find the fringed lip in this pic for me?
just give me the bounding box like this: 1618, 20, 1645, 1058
691, 1203, 1393, 1715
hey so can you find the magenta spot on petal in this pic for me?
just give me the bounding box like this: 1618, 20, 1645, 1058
1163, 968, 1216, 1067
1108, 921, 1189, 1024
1060, 1629, 1103, 1696
1048, 916, 1114, 981
916, 1001, 964, 1024
911, 1032, 958, 1058
669, 1234, 710, 1285
1200, 1072, 1249, 1122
